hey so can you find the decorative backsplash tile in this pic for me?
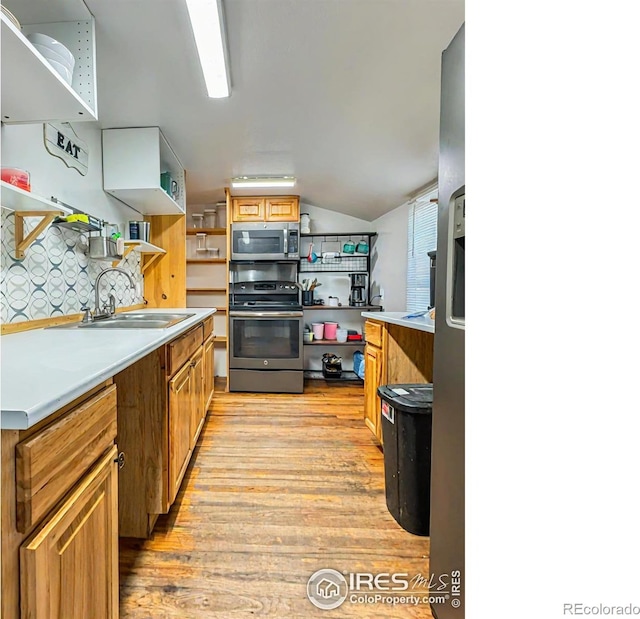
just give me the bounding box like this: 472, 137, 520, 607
1, 209, 144, 324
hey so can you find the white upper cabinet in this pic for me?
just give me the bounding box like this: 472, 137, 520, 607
0, 1, 98, 123
102, 127, 186, 215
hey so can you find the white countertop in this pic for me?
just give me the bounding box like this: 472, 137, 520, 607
0, 308, 216, 430
361, 311, 435, 333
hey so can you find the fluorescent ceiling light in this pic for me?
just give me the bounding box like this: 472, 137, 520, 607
185, 0, 230, 98
231, 176, 297, 189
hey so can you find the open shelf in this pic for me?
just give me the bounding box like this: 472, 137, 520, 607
304, 370, 363, 383
304, 340, 364, 346
112, 240, 166, 273
187, 287, 227, 293
1, 182, 72, 214
102, 128, 186, 215
1, 13, 98, 123
299, 255, 368, 273
302, 305, 382, 311
186, 258, 226, 264
301, 232, 377, 238
1, 182, 74, 260
186, 228, 226, 235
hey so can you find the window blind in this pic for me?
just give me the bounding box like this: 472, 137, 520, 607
406, 189, 438, 312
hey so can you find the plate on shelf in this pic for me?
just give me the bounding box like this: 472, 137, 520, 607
1, 6, 21, 29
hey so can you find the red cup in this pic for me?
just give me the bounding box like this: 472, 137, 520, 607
1, 167, 30, 192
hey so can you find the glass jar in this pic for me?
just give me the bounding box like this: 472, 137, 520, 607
191, 213, 204, 228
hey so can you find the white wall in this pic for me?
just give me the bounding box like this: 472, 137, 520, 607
301, 202, 373, 234
371, 202, 409, 311
1, 123, 141, 228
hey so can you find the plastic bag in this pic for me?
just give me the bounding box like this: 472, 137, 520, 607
353, 350, 365, 380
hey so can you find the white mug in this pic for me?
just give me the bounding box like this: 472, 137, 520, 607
328, 296, 339, 307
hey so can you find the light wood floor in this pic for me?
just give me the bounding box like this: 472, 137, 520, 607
119, 380, 433, 618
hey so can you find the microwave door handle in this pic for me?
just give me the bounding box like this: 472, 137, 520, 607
283, 228, 288, 255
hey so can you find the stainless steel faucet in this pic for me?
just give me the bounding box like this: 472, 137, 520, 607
93, 267, 136, 320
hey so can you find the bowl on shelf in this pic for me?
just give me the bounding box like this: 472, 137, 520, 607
26, 33, 75, 67
303, 331, 314, 343
32, 43, 75, 75
47, 59, 73, 85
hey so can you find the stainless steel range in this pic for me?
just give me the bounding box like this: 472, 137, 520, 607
228, 280, 304, 393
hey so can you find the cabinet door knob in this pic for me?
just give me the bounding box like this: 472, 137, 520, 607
115, 452, 125, 469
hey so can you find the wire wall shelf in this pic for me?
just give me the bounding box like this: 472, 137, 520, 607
299, 255, 368, 273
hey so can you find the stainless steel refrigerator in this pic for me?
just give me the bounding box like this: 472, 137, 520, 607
430, 23, 465, 619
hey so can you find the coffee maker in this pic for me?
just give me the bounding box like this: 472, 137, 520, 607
349, 273, 368, 307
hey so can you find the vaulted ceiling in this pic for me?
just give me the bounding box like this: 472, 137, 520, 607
9, 0, 465, 220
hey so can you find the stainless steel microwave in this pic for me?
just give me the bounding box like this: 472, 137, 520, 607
231, 222, 300, 261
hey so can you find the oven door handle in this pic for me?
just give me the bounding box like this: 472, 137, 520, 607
229, 311, 304, 318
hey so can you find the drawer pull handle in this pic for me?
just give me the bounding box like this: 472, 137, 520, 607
115, 452, 125, 469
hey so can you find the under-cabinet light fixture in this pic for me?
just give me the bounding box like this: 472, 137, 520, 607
231, 176, 297, 189
185, 0, 231, 98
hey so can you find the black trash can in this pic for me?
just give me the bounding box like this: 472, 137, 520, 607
378, 384, 433, 536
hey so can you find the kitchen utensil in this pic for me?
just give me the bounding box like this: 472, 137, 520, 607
356, 240, 369, 254
302, 291, 314, 306
1, 167, 30, 191
343, 240, 356, 254
89, 236, 120, 259
307, 243, 318, 263
328, 296, 339, 307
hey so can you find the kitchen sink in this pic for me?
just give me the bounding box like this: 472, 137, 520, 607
48, 312, 195, 330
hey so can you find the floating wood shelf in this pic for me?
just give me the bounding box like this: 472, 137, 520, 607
214, 336, 227, 344
186, 287, 227, 293
1, 182, 73, 259
186, 228, 226, 235
186, 258, 226, 264
112, 240, 166, 274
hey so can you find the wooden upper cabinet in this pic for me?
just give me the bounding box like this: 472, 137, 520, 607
20, 446, 119, 619
231, 198, 265, 222
231, 196, 300, 222
265, 197, 299, 222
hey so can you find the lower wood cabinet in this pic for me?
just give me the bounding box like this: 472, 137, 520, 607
364, 342, 386, 444
20, 446, 119, 619
203, 334, 215, 411
362, 319, 435, 447
168, 358, 195, 506
1, 381, 119, 619
115, 317, 215, 538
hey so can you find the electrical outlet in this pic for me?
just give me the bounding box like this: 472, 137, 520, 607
379, 288, 384, 299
